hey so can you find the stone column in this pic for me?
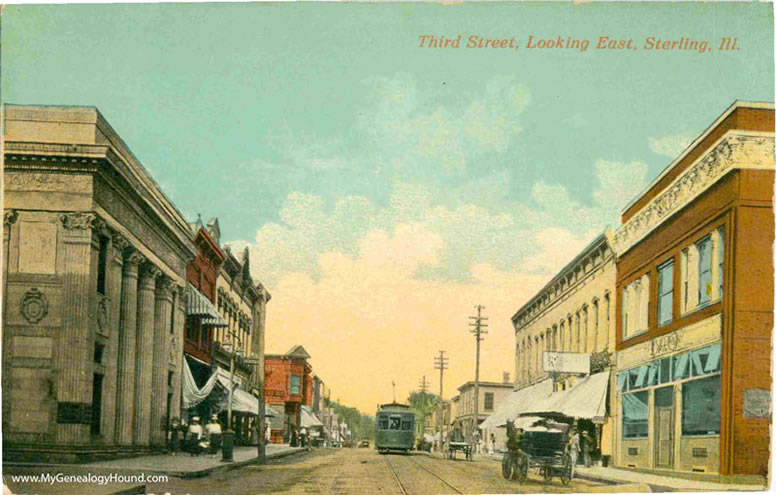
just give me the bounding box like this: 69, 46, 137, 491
56, 213, 97, 444
115, 250, 145, 447
134, 264, 161, 447
104, 232, 129, 445
169, 284, 187, 422
150, 276, 175, 448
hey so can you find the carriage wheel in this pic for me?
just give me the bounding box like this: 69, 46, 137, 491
515, 454, 529, 482
501, 454, 511, 479
542, 466, 553, 483
560, 454, 572, 486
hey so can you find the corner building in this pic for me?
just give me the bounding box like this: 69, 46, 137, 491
2, 105, 197, 461
611, 101, 774, 477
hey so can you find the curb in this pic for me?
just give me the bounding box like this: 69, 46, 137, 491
2, 448, 310, 481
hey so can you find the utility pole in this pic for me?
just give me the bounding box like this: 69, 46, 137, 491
434, 350, 448, 452
418, 375, 429, 437
469, 305, 487, 444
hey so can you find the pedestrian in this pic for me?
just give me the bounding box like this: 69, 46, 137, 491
206, 415, 223, 455
568, 427, 580, 478
582, 431, 592, 468
300, 426, 308, 448
472, 430, 481, 454
489, 433, 496, 455
188, 416, 204, 456
265, 422, 272, 444
169, 417, 181, 455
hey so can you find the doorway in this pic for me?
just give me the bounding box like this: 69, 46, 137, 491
654, 385, 674, 469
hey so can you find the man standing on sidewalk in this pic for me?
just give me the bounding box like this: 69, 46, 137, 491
568, 427, 580, 478
582, 431, 593, 467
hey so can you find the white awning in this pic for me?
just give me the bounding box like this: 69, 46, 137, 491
480, 379, 554, 429
301, 405, 323, 427
182, 357, 220, 410
520, 371, 610, 422
186, 283, 228, 327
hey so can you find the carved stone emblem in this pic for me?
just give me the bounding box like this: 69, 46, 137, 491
60, 212, 97, 231
650, 332, 680, 358
20, 288, 49, 324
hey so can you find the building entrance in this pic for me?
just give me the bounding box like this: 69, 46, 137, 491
654, 385, 674, 469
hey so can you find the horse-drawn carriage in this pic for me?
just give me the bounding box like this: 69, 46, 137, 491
501, 417, 573, 485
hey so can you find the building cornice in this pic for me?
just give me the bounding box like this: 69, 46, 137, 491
512, 231, 614, 328
612, 132, 774, 257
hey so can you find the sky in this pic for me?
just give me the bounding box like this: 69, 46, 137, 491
2, 2, 774, 413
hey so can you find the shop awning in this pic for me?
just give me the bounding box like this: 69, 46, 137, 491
182, 357, 220, 410
187, 283, 228, 327
480, 378, 554, 429
301, 405, 323, 427
520, 371, 610, 422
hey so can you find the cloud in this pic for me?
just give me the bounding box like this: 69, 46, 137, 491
592, 160, 649, 212
648, 131, 695, 158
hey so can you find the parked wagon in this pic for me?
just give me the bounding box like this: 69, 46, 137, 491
445, 441, 473, 461
501, 418, 573, 485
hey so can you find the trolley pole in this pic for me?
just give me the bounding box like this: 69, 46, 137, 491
469, 305, 487, 447
434, 350, 448, 452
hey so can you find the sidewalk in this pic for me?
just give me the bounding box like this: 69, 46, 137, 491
476, 452, 768, 492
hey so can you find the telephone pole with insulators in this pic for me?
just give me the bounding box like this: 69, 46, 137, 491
434, 350, 448, 452
469, 305, 487, 444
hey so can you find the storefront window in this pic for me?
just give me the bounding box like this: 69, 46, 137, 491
717, 227, 724, 298
659, 356, 672, 384
682, 375, 720, 436
622, 391, 649, 438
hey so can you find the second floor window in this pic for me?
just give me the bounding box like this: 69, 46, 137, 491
697, 236, 713, 307
657, 260, 674, 327
290, 375, 301, 395
484, 392, 494, 411
622, 274, 649, 339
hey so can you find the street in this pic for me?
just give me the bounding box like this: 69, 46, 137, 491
145, 448, 609, 495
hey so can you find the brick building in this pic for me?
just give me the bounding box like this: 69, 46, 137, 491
611, 101, 774, 477
2, 105, 197, 460
264, 345, 313, 443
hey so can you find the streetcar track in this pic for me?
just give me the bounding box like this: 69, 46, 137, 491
383, 456, 409, 495
384, 454, 465, 495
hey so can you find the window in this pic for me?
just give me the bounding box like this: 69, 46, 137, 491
657, 260, 674, 327
697, 236, 713, 307
94, 343, 105, 364
389, 417, 401, 430
290, 375, 301, 395
622, 275, 649, 339
401, 419, 412, 431
484, 392, 494, 411
96, 236, 109, 295
682, 375, 721, 436
622, 391, 649, 438
378, 417, 389, 430
91, 373, 103, 435
681, 249, 689, 312
170, 292, 176, 334
659, 357, 672, 384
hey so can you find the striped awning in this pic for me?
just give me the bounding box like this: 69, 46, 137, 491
187, 283, 228, 327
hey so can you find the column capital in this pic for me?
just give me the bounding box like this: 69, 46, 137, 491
60, 212, 97, 231
156, 276, 177, 299
111, 231, 131, 252
124, 251, 147, 274
4, 209, 19, 227
140, 264, 163, 282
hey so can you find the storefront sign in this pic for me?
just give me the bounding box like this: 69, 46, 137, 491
543, 352, 589, 374
743, 388, 771, 418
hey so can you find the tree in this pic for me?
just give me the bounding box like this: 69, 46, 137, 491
407, 392, 440, 436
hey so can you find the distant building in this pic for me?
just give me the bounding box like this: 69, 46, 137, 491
264, 345, 313, 443
451, 380, 513, 439
2, 105, 196, 460
611, 101, 774, 477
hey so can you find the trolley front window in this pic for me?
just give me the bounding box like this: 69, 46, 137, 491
378, 417, 389, 430
401, 419, 412, 430
389, 417, 401, 430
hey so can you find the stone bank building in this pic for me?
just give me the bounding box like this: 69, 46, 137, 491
2, 105, 197, 461
611, 101, 774, 477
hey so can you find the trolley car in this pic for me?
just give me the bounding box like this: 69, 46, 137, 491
375, 403, 415, 453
